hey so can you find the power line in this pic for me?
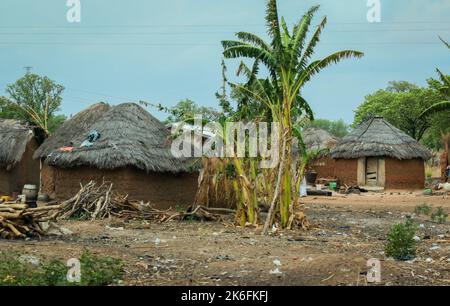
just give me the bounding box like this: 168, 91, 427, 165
1, 20, 450, 29
0, 42, 443, 46
0, 28, 449, 35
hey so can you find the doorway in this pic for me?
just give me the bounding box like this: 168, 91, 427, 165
357, 157, 386, 188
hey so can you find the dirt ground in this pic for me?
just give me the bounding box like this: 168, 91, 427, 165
0, 191, 449, 286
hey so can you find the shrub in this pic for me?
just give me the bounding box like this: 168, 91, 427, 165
385, 218, 418, 261
431, 207, 448, 224
78, 250, 124, 286
414, 203, 432, 216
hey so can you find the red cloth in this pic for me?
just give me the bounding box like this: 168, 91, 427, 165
58, 146, 74, 152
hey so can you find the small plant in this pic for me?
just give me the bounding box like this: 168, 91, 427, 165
414, 203, 432, 216
385, 218, 418, 261
431, 207, 448, 224
425, 170, 433, 178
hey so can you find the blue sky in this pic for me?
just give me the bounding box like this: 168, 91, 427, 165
0, 0, 449, 123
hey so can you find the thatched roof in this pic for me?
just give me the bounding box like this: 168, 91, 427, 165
331, 117, 431, 160
34, 102, 195, 173
302, 128, 340, 152
0, 119, 35, 170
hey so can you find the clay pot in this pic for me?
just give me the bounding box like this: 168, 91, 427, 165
37, 193, 50, 202
306, 171, 318, 185
22, 184, 38, 201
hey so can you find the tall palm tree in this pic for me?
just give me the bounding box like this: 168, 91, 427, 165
221, 0, 363, 232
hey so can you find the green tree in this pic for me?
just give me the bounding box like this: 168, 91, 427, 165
303, 118, 349, 138
0, 96, 18, 119
221, 0, 363, 231
354, 81, 444, 142
1, 74, 65, 134
165, 99, 221, 123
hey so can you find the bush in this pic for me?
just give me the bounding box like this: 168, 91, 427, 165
414, 203, 432, 216
431, 207, 448, 224
385, 218, 418, 261
0, 250, 124, 286
78, 250, 124, 286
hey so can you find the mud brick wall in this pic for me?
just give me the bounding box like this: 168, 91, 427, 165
41, 165, 199, 209
385, 158, 425, 190
0, 139, 40, 195
311, 156, 336, 180
333, 159, 358, 186
0, 168, 11, 194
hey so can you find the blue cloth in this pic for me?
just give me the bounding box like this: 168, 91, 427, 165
80, 130, 101, 147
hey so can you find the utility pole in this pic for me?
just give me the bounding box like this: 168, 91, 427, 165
24, 66, 33, 74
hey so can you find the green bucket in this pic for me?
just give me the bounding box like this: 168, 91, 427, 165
329, 182, 337, 190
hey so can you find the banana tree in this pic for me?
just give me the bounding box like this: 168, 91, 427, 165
221, 0, 363, 232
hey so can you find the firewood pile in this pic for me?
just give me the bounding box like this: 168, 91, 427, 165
0, 181, 233, 239
57, 181, 232, 222
0, 203, 61, 239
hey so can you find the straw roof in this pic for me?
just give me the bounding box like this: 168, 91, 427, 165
34, 102, 195, 173
0, 119, 35, 170
302, 128, 340, 152
331, 117, 431, 160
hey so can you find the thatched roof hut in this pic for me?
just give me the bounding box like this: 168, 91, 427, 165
331, 117, 431, 160
36, 102, 198, 207
34, 102, 194, 173
303, 128, 340, 152
0, 119, 40, 194
330, 117, 431, 189
0, 119, 35, 170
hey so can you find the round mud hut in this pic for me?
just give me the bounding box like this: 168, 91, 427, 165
331, 117, 431, 190
302, 127, 340, 180
0, 119, 40, 195
34, 102, 199, 208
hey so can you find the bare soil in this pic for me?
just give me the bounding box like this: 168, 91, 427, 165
1, 192, 449, 286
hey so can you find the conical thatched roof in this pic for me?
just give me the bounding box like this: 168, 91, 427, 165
34, 102, 111, 159
303, 128, 340, 151
0, 119, 35, 170
34, 102, 195, 173
331, 117, 431, 160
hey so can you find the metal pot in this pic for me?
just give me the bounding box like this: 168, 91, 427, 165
22, 184, 38, 201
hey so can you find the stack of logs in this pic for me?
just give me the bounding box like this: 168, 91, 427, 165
0, 203, 61, 239
0, 181, 233, 239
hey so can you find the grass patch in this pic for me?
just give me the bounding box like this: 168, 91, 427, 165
414, 203, 433, 216
0, 250, 124, 286
431, 207, 448, 224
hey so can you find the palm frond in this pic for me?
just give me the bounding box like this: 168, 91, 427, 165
295, 95, 314, 120
235, 32, 272, 52
437, 68, 450, 87
298, 16, 327, 70
228, 82, 273, 109
293, 50, 364, 97
291, 6, 320, 64
439, 36, 450, 49
280, 17, 291, 48
265, 0, 282, 52
419, 101, 450, 119
222, 44, 277, 70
